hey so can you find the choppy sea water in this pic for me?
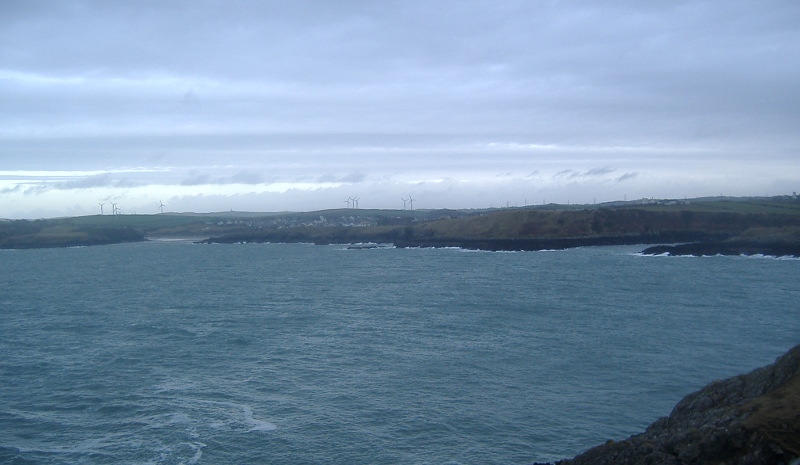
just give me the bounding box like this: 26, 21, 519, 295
1, 242, 798, 464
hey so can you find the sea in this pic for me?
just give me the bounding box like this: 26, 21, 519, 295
1, 241, 798, 464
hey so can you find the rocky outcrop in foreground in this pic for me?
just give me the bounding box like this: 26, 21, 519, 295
544, 344, 800, 465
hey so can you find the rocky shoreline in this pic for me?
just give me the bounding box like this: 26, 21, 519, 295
390, 233, 725, 252
641, 241, 800, 258
535, 344, 800, 465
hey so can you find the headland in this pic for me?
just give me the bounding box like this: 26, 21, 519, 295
2, 196, 799, 255
537, 343, 800, 465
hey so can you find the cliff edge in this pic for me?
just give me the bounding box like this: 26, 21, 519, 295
548, 344, 800, 465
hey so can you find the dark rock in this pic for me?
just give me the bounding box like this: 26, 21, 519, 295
393, 233, 726, 252
641, 241, 800, 257
550, 344, 800, 465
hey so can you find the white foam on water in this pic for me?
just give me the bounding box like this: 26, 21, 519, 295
154, 380, 198, 393
242, 405, 277, 432
741, 253, 800, 261
9, 432, 127, 456
630, 251, 670, 257
179, 399, 277, 432
184, 442, 205, 465
630, 251, 695, 258
167, 412, 192, 424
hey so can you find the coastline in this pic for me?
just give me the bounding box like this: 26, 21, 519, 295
641, 241, 800, 258
4, 201, 800, 252
537, 344, 800, 465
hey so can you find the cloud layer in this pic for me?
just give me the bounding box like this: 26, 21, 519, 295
1, 1, 799, 217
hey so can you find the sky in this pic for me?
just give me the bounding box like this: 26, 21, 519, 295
1, 1, 799, 219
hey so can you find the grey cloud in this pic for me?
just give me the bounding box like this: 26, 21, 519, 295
316, 172, 367, 184
554, 168, 615, 180
181, 171, 267, 186
3, 183, 51, 196
554, 169, 576, 178
584, 167, 615, 177
229, 171, 264, 185
22, 185, 50, 196
1, 1, 799, 217
181, 174, 211, 186
0, 174, 141, 194
54, 173, 133, 189
0, 183, 27, 195
5, 2, 797, 144
339, 172, 367, 183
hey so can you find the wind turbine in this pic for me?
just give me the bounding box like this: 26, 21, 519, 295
352, 196, 359, 209
159, 200, 165, 214
401, 197, 408, 210
407, 195, 414, 211
110, 202, 117, 216
98, 203, 104, 215
344, 198, 352, 209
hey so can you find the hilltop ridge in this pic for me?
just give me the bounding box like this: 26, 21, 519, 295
2, 196, 800, 252
197, 197, 800, 255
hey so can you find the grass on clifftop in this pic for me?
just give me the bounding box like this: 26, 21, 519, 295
742, 373, 800, 455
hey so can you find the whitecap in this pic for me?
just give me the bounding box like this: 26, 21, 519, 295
185, 442, 205, 465
740, 253, 800, 261
242, 405, 277, 432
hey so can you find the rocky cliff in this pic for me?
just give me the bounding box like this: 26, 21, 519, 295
544, 344, 800, 465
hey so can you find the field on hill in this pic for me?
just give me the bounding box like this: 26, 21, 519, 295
2, 196, 799, 250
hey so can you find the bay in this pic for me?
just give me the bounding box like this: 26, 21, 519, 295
0, 242, 798, 464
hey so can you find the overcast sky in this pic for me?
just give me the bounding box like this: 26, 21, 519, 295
1, 1, 799, 218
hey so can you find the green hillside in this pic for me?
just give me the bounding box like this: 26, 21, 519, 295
3, 196, 799, 250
